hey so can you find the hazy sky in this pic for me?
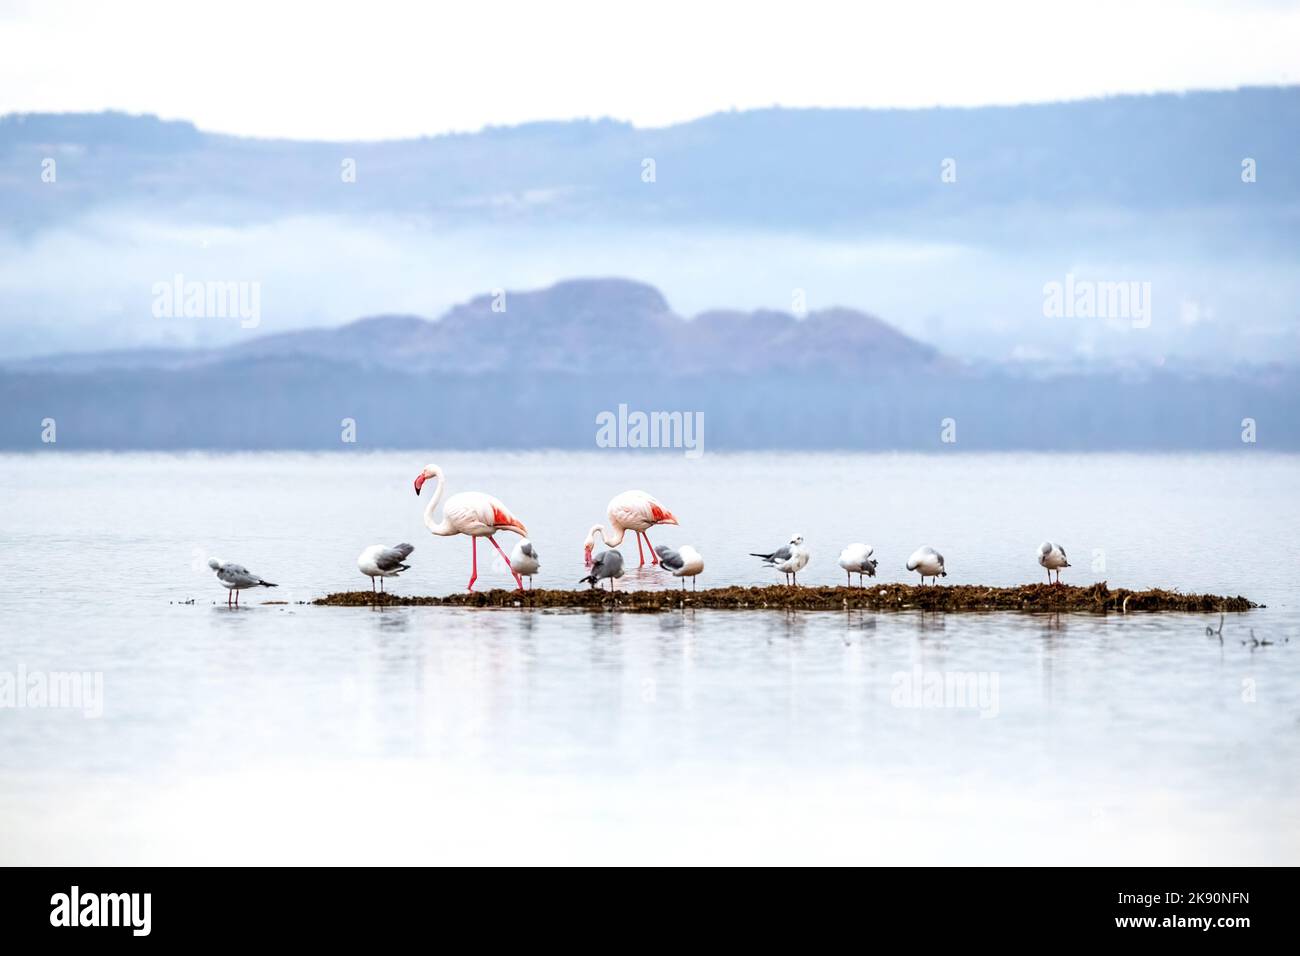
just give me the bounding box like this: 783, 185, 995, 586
1, 0, 1296, 140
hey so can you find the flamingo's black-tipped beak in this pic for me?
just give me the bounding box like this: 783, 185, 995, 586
414, 474, 426, 495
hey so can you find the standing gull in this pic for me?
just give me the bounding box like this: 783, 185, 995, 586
357, 543, 414, 598
579, 548, 625, 592
511, 539, 541, 589
751, 534, 810, 586
838, 543, 879, 587
906, 546, 946, 585
208, 558, 278, 607
1037, 541, 1070, 585
655, 544, 704, 590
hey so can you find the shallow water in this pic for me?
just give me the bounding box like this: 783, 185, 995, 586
0, 450, 1296, 864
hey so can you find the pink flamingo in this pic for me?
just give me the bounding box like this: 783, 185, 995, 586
584, 490, 679, 568
414, 463, 529, 591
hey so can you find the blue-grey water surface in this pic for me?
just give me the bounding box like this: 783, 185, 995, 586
1, 451, 1296, 864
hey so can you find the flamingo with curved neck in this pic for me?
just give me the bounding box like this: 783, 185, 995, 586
583, 490, 678, 567
582, 523, 621, 566
414, 463, 529, 591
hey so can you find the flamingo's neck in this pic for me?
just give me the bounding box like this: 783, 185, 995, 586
422, 476, 457, 535
597, 524, 625, 547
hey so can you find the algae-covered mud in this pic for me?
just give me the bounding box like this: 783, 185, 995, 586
314, 582, 1256, 613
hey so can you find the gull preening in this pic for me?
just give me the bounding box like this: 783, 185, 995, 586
838, 543, 879, 587
655, 544, 704, 590
1038, 541, 1070, 585
906, 546, 947, 584
357, 543, 414, 597
580, 547, 625, 591
208, 558, 277, 607
415, 463, 529, 592
751, 533, 810, 586
511, 539, 541, 589
585, 490, 679, 568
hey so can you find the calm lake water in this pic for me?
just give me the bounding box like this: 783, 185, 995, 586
1, 450, 1297, 864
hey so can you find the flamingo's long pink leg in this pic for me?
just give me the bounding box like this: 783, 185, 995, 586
642, 528, 660, 565
467, 537, 479, 592
634, 532, 646, 566
486, 535, 523, 589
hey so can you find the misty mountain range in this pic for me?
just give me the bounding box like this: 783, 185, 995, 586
1, 88, 1298, 366
2, 278, 1295, 451
4, 88, 1297, 231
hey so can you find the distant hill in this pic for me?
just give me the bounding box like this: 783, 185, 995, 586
2, 89, 1298, 366
2, 278, 1296, 451
48, 277, 937, 377
3, 90, 1298, 234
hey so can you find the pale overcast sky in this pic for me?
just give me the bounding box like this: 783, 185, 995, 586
1, 0, 1297, 140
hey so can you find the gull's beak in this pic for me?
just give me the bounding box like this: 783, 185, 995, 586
414, 474, 426, 495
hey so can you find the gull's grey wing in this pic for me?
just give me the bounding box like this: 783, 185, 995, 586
655, 545, 684, 571
521, 542, 537, 559
218, 564, 261, 587
750, 544, 792, 563
581, 549, 625, 585
374, 543, 415, 572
